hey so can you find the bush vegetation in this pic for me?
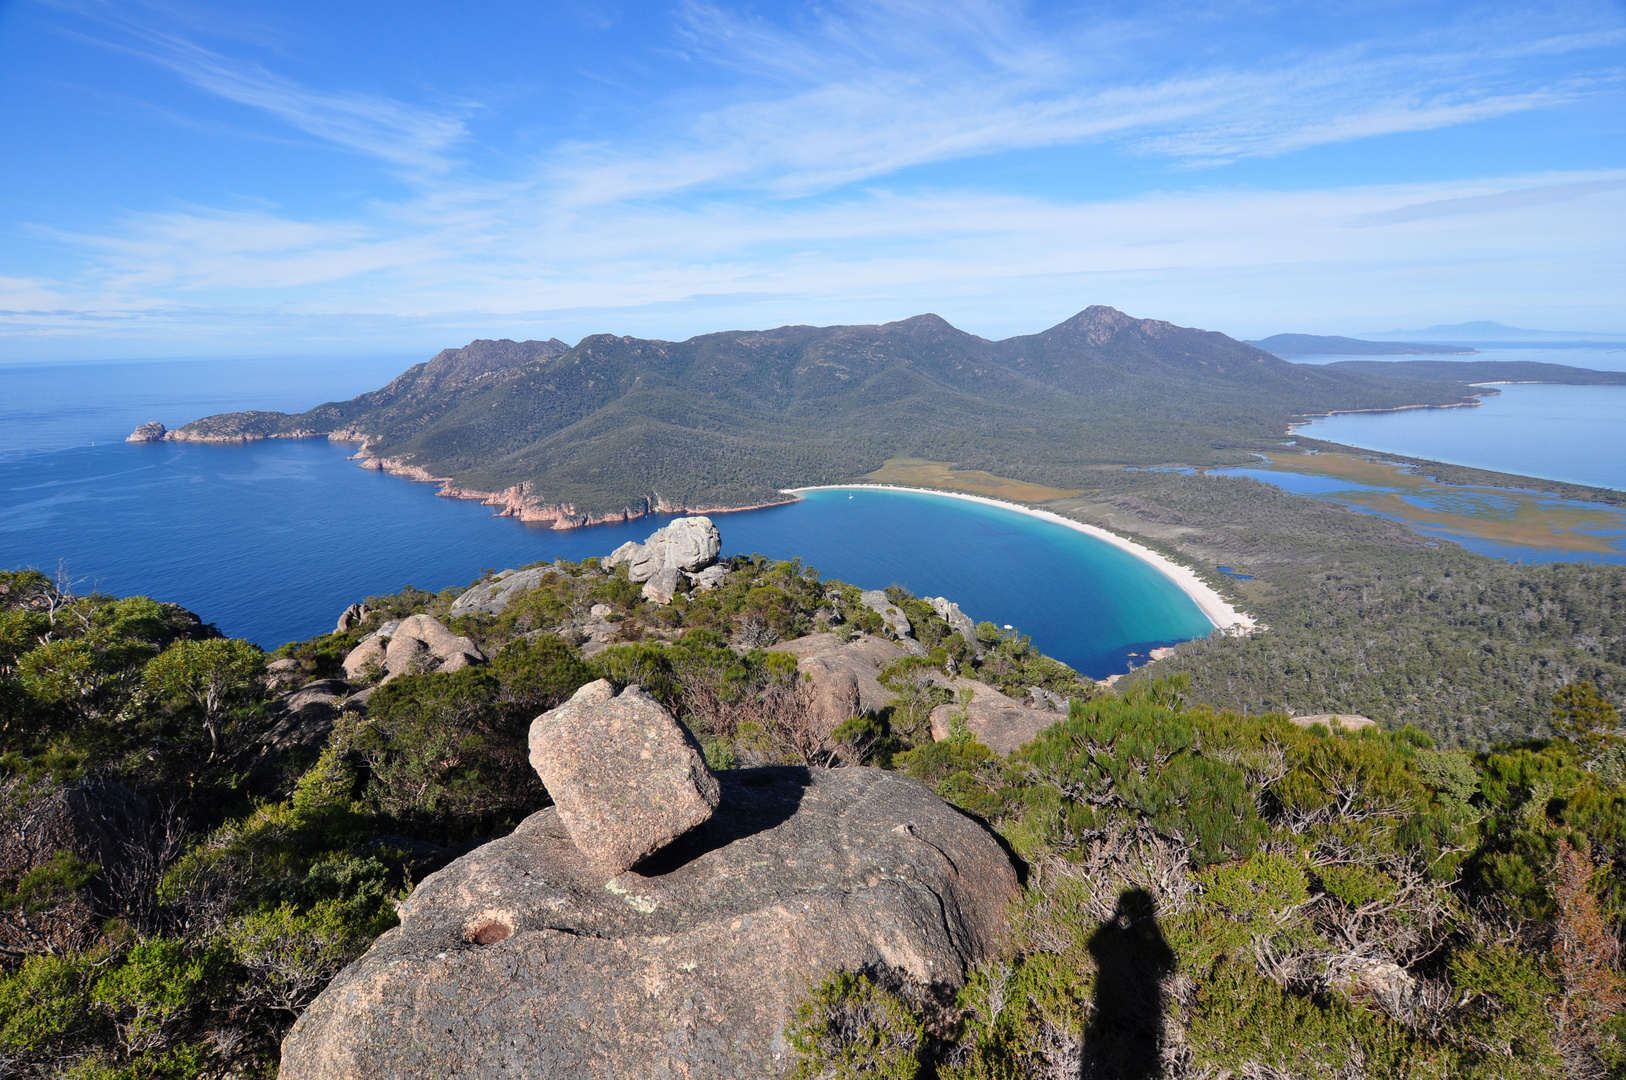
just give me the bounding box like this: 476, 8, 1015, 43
3, 552, 1624, 1079
1063, 467, 1626, 750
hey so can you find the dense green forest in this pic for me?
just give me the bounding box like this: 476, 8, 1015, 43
3, 557, 1623, 1078
1050, 466, 1626, 750
167, 308, 1491, 520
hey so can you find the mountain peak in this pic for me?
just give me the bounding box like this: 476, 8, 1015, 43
1046, 305, 1178, 346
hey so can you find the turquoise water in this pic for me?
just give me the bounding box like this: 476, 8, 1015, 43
1296, 383, 1626, 492
0, 353, 1214, 674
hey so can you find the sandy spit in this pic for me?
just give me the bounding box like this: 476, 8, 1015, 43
783, 484, 1257, 634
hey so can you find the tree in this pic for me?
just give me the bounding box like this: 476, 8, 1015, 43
142, 639, 264, 759
1553, 681, 1623, 766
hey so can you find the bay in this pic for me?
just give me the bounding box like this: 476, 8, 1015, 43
1295, 383, 1626, 492
0, 434, 1212, 679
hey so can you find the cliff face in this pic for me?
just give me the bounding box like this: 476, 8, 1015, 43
162, 309, 1480, 521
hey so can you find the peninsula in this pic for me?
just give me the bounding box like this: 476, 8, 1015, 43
143, 306, 1508, 527
1247, 332, 1476, 355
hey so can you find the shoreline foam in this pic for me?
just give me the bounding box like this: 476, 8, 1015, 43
783, 484, 1257, 634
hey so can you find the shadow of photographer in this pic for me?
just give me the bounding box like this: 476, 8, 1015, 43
1085, 887, 1175, 1080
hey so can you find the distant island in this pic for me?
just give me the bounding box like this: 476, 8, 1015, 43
1247, 332, 1476, 356
1361, 320, 1626, 343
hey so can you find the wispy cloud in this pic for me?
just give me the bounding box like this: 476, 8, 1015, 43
58, 3, 470, 173
539, 0, 1625, 200
7, 0, 1625, 355
1352, 176, 1626, 226
14, 169, 1625, 344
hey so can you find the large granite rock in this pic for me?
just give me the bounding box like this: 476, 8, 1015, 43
1291, 713, 1377, 732
640, 565, 687, 605
930, 679, 1063, 754
928, 596, 978, 643
335, 602, 370, 634
343, 615, 486, 684
860, 589, 913, 639
796, 655, 863, 734
529, 680, 720, 874
279, 766, 1021, 1080
260, 679, 352, 756
692, 564, 731, 592
605, 516, 721, 582
263, 656, 305, 692
341, 636, 387, 681
774, 633, 916, 720
450, 566, 558, 616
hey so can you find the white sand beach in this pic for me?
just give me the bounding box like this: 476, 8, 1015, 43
783, 484, 1258, 634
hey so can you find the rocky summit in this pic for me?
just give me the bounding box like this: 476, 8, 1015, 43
279, 766, 1019, 1080
279, 652, 1020, 1080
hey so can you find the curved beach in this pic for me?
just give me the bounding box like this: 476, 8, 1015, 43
783, 484, 1257, 634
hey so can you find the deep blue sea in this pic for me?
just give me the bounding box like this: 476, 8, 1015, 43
0, 356, 1211, 677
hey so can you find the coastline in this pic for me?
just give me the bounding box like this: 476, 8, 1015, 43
1287, 393, 1490, 428
783, 483, 1258, 634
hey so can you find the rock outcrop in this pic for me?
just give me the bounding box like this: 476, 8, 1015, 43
335, 602, 370, 633
1291, 713, 1377, 732
605, 516, 721, 582
692, 564, 731, 591
341, 614, 485, 684
341, 636, 387, 681
528, 680, 720, 874
125, 421, 167, 443
449, 566, 558, 616
260, 679, 351, 755
640, 566, 687, 605
930, 679, 1064, 754
773, 633, 916, 737
928, 596, 978, 642
860, 589, 913, 639
279, 766, 1020, 1080
263, 656, 304, 692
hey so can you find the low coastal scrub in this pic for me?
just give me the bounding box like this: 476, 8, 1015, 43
1079, 467, 1626, 750
2, 562, 1624, 1078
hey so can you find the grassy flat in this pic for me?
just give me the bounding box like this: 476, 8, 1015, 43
862, 457, 1082, 502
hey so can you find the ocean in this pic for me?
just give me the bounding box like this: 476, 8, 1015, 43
0, 356, 1211, 677
1295, 382, 1626, 492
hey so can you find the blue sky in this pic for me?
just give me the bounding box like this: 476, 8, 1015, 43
1, 0, 1623, 359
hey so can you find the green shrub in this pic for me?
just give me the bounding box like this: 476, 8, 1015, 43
0, 952, 94, 1054
90, 937, 224, 1055
788, 972, 925, 1080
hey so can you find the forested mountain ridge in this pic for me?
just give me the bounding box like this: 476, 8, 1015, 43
167, 306, 1483, 523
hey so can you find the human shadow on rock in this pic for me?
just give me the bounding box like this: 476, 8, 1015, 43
631, 766, 810, 876
1084, 888, 1175, 1080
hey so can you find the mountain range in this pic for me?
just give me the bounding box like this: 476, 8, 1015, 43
168, 306, 1524, 525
